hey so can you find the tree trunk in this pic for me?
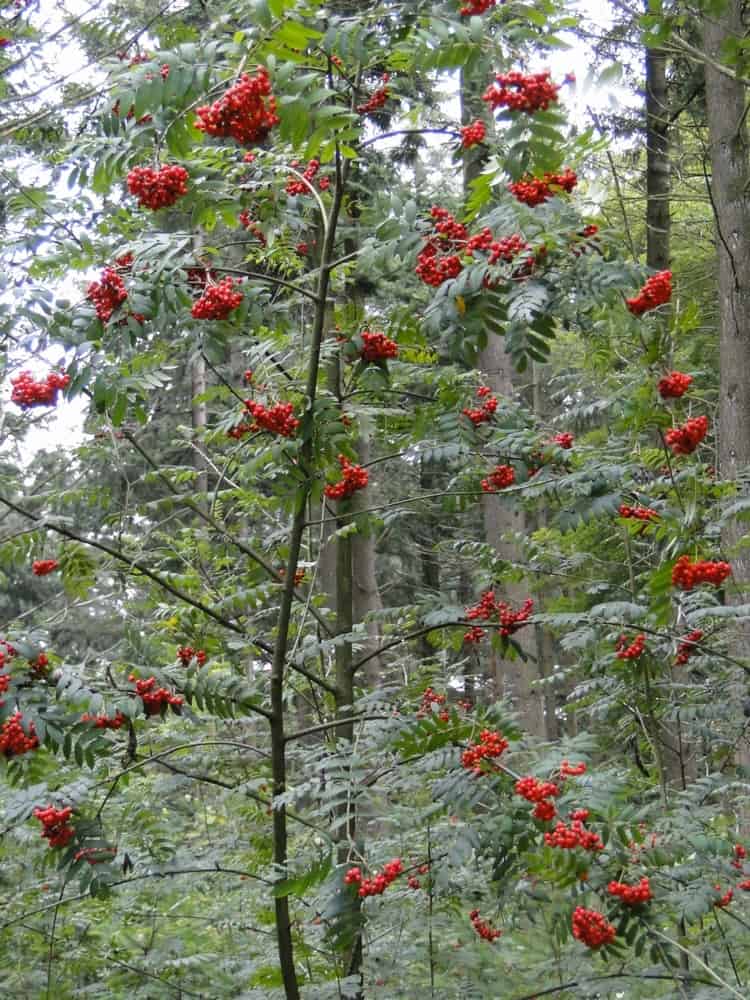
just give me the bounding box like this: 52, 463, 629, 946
190, 353, 208, 499
462, 71, 545, 737
645, 42, 670, 271
703, 1, 750, 791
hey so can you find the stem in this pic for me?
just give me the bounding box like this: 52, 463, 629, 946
268, 125, 348, 1000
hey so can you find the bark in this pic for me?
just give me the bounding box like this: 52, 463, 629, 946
645, 42, 670, 271
351, 434, 384, 686
703, 1, 750, 786
462, 71, 545, 736
190, 353, 208, 499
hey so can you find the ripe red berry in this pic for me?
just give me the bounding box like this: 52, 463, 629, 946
619, 504, 659, 522
658, 371, 693, 398
359, 330, 398, 362
572, 907, 616, 949
87, 267, 128, 322
11, 371, 70, 409
483, 71, 560, 115
357, 74, 391, 115
0, 711, 39, 757
132, 676, 183, 716
127, 164, 188, 210
626, 270, 672, 315
461, 729, 509, 775
324, 454, 369, 500
191, 276, 243, 320
615, 633, 646, 661
608, 876, 652, 906
675, 629, 703, 665
671, 555, 730, 590
553, 431, 574, 449
665, 415, 708, 455
469, 909, 502, 940
195, 67, 278, 145
33, 805, 75, 848
32, 559, 59, 576
460, 120, 486, 147
481, 464, 515, 492
508, 169, 577, 207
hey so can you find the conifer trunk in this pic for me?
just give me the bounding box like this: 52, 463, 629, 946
703, 1, 750, 784
461, 71, 545, 736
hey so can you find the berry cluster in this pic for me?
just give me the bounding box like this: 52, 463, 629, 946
553, 432, 574, 449
560, 760, 587, 777
80, 711, 126, 729
242, 400, 299, 437
32, 559, 59, 576
481, 464, 515, 492
515, 776, 560, 821
469, 909, 502, 940
415, 206, 467, 286
508, 169, 577, 207
544, 818, 604, 852
483, 71, 560, 114
461, 729, 509, 775
515, 776, 561, 802
33, 806, 75, 848
658, 371, 693, 398
608, 876, 652, 906
671, 555, 731, 590
191, 277, 243, 320
665, 415, 708, 455
460, 0, 497, 13
324, 455, 369, 500
626, 270, 672, 315
29, 652, 49, 679
464, 591, 534, 643
238, 211, 266, 244
357, 74, 390, 115
87, 267, 128, 322
127, 164, 188, 210
11, 370, 70, 408
345, 858, 403, 897
177, 646, 207, 667
714, 885, 733, 908
732, 844, 746, 871
195, 68, 278, 145
619, 504, 658, 522
416, 686, 447, 720
488, 233, 532, 265
130, 675, 183, 716
285, 158, 322, 195
462, 386, 498, 426
460, 120, 486, 147
572, 907, 616, 949
615, 633, 646, 661
415, 206, 532, 287
359, 330, 398, 362
675, 629, 703, 665
0, 711, 38, 757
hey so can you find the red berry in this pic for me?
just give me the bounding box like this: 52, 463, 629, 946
483, 71, 560, 115
127, 164, 188, 210
191, 277, 243, 320
195, 67, 278, 145
626, 270, 672, 315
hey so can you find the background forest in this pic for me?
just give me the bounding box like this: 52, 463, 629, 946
2, 0, 750, 997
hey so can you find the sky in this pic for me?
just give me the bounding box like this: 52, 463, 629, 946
3, 0, 627, 460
